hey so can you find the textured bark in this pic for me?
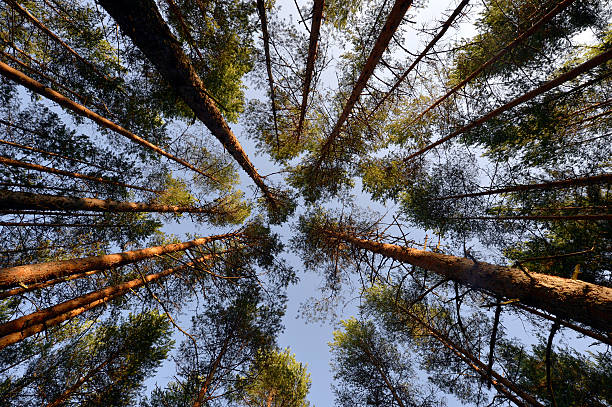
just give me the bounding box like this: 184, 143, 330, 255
413, 0, 576, 122
0, 232, 237, 289
0, 190, 226, 216
314, 0, 414, 169
0, 269, 100, 300
0, 156, 160, 193
0, 61, 215, 181
327, 230, 612, 332
0, 256, 210, 349
432, 173, 612, 200
98, 0, 278, 209
368, 0, 470, 118
256, 0, 279, 147
404, 47, 612, 161
296, 0, 325, 140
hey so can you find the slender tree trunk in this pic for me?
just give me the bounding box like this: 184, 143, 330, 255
368, 0, 470, 118
256, 0, 279, 148
432, 173, 612, 200
315, 0, 414, 169
0, 138, 120, 174
193, 335, 231, 407
5, 0, 113, 83
0, 61, 216, 182
0, 269, 100, 300
412, 0, 576, 123
296, 0, 324, 141
396, 303, 540, 407
0, 221, 128, 227
0, 190, 227, 216
326, 229, 612, 332
360, 342, 406, 407
404, 47, 612, 161
97, 0, 279, 209
45, 351, 117, 407
0, 156, 160, 193
0, 232, 238, 289
0, 256, 210, 349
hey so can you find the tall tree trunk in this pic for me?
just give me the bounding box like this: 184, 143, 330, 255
325, 229, 612, 332
45, 351, 117, 407
256, 0, 279, 149
432, 173, 612, 200
368, 0, 470, 118
5, 0, 113, 83
0, 232, 238, 289
0, 137, 116, 173
404, 47, 612, 161
395, 302, 541, 407
0, 190, 230, 216
0, 269, 100, 300
193, 335, 232, 407
296, 0, 325, 141
0, 256, 210, 349
0, 156, 160, 193
413, 0, 576, 123
0, 61, 216, 182
360, 342, 406, 407
97, 0, 279, 210
314, 0, 414, 169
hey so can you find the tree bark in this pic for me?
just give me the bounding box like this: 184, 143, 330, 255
368, 0, 470, 118
314, 0, 414, 169
0, 61, 216, 182
432, 173, 612, 200
0, 190, 227, 216
412, 0, 576, 123
404, 47, 612, 161
192, 335, 231, 407
256, 0, 279, 148
326, 230, 612, 333
97, 0, 279, 209
296, 0, 325, 140
0, 156, 160, 193
0, 231, 238, 289
0, 256, 210, 349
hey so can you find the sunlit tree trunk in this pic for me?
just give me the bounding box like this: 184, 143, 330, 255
325, 229, 612, 332
0, 256, 210, 349
0, 232, 237, 289
192, 335, 231, 407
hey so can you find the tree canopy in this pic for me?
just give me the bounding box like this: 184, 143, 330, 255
0, 0, 610, 405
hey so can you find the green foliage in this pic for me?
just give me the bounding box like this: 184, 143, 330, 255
232, 348, 311, 407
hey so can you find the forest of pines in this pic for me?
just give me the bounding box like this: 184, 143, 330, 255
0, 0, 610, 405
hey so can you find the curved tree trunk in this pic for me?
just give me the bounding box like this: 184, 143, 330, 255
0, 61, 216, 182
0, 232, 238, 289
0, 156, 160, 193
0, 256, 211, 349
97, 0, 279, 210
432, 173, 612, 200
326, 230, 612, 333
296, 0, 325, 140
